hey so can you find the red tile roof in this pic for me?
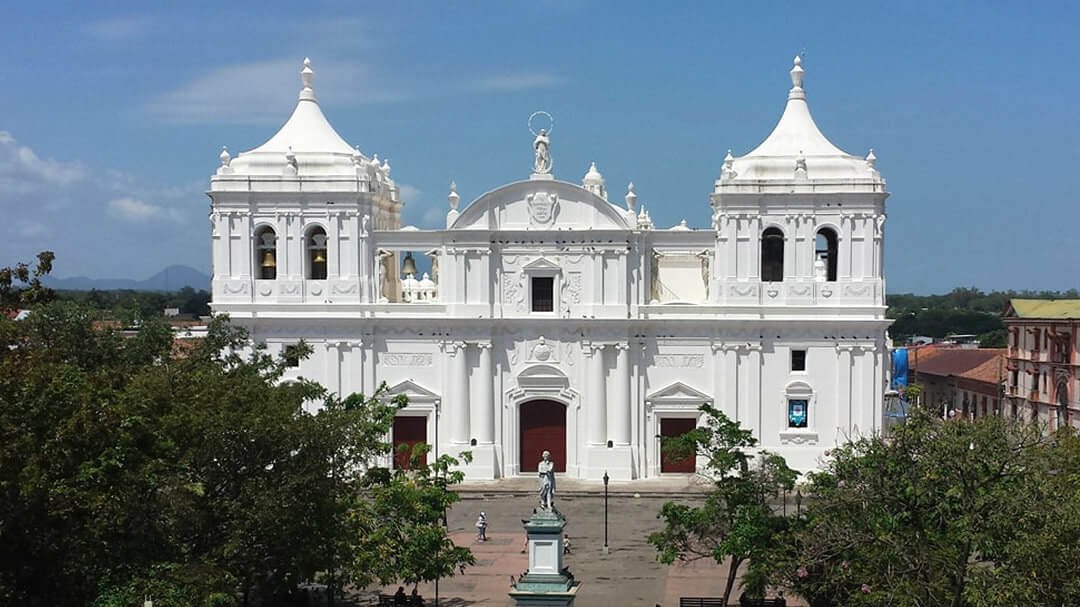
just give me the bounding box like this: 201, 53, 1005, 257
913, 346, 1006, 384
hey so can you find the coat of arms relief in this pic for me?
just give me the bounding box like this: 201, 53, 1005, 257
527, 192, 559, 227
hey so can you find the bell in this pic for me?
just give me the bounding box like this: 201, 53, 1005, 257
261, 250, 277, 268
312, 250, 326, 264
401, 252, 417, 276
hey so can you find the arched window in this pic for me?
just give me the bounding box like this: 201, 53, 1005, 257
815, 227, 838, 282
305, 226, 328, 280
761, 227, 784, 282
1057, 383, 1069, 429
254, 226, 277, 280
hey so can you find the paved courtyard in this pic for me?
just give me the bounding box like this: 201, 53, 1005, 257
372, 490, 755, 607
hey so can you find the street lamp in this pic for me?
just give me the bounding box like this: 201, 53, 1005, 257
602, 471, 610, 555
795, 489, 803, 517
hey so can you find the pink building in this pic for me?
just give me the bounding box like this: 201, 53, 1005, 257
1003, 299, 1079, 430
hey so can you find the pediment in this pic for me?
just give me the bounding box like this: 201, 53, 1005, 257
516, 363, 570, 392
518, 363, 567, 379
646, 381, 712, 404
449, 179, 631, 231
385, 379, 440, 402
522, 257, 562, 271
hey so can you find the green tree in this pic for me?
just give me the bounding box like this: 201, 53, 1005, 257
343, 447, 476, 592
0, 297, 474, 606
648, 404, 797, 606
0, 250, 55, 309
778, 409, 1080, 607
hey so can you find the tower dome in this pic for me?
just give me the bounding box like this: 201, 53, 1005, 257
221, 59, 381, 178
716, 56, 883, 188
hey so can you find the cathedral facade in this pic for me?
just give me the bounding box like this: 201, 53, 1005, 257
208, 57, 891, 479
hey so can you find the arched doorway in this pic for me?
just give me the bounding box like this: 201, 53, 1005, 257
520, 400, 567, 473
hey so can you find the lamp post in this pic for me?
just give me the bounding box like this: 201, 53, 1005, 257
795, 489, 803, 517
602, 471, 610, 555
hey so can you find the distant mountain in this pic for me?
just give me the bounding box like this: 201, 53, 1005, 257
44, 265, 211, 292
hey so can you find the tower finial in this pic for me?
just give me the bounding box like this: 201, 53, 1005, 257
448, 181, 460, 210
790, 54, 805, 90
300, 58, 315, 101
790, 54, 807, 99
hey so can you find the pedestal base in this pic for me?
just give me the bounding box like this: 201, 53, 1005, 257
512, 509, 578, 607
584, 444, 635, 480
509, 581, 580, 607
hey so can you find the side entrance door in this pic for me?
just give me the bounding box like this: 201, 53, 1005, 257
392, 415, 427, 470
660, 417, 697, 473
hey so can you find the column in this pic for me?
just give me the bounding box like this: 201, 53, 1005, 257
324, 341, 342, 397
611, 343, 631, 445
449, 341, 470, 444
837, 345, 854, 435
587, 344, 607, 445
473, 341, 495, 444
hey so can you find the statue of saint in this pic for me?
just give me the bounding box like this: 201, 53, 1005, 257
537, 450, 556, 511
533, 129, 551, 174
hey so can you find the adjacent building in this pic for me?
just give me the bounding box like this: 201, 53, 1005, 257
910, 344, 1005, 419
1003, 299, 1079, 430
208, 56, 891, 479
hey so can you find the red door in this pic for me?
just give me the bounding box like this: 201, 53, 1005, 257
393, 416, 427, 470
520, 400, 567, 473
660, 418, 697, 473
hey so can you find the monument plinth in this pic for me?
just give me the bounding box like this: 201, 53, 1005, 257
510, 510, 579, 606
510, 450, 579, 607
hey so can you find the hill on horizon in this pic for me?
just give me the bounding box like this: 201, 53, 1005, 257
43, 265, 210, 292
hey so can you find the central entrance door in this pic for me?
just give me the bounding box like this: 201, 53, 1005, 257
519, 400, 566, 473
660, 417, 697, 473
392, 415, 427, 470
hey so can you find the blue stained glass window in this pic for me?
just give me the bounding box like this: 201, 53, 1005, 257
788, 399, 808, 428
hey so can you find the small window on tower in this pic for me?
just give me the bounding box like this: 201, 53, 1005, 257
531, 277, 554, 312
283, 345, 302, 368
791, 349, 807, 372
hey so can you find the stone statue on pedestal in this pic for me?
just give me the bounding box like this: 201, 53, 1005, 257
533, 129, 551, 174
538, 450, 556, 511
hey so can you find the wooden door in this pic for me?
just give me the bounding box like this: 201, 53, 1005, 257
660, 417, 697, 473
519, 400, 566, 473
393, 415, 427, 470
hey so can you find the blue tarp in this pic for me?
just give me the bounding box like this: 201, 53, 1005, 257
892, 348, 909, 389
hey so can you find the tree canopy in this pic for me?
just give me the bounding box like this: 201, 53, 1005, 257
648, 404, 797, 606
0, 256, 474, 606
777, 409, 1080, 607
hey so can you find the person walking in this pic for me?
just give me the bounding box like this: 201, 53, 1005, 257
475, 511, 488, 542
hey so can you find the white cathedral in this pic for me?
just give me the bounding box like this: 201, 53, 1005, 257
208, 56, 891, 480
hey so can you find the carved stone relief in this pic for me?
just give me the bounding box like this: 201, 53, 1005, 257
654, 354, 705, 368
378, 352, 433, 367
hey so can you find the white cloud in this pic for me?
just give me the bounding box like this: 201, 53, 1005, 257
84, 16, 156, 42
0, 131, 86, 192
1, 134, 203, 278
397, 183, 421, 205
16, 221, 47, 237
419, 206, 446, 229
108, 197, 184, 223
147, 58, 400, 125
471, 72, 566, 92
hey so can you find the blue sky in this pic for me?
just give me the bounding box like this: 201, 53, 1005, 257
2, 1, 1077, 294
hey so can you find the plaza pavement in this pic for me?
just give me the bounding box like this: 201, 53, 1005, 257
371, 485, 795, 607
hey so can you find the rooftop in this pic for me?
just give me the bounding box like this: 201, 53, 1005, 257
1004, 299, 1080, 319
912, 345, 1006, 384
